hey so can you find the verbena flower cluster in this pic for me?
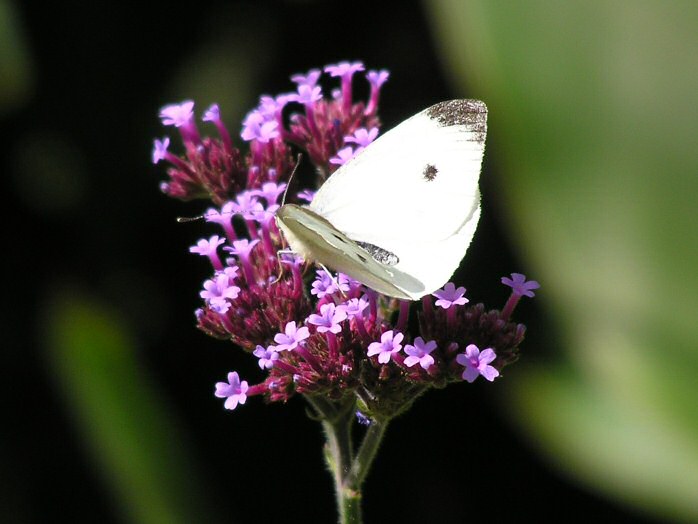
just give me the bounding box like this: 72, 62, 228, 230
153, 61, 539, 422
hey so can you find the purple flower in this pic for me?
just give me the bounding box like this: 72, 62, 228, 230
366, 70, 390, 89
241, 111, 279, 143
330, 146, 356, 166
432, 283, 469, 309
456, 345, 499, 383
152, 137, 170, 164
367, 330, 404, 364
222, 265, 239, 280
337, 296, 369, 319
325, 61, 365, 78
253, 345, 279, 370
345, 127, 378, 148
252, 182, 287, 206
291, 68, 322, 88
159, 100, 195, 127
310, 269, 335, 298
214, 371, 249, 410
307, 303, 348, 334
202, 104, 220, 123
231, 191, 264, 219
403, 337, 437, 370
200, 273, 240, 313
291, 84, 323, 106
273, 321, 310, 351
190, 235, 226, 256
297, 189, 316, 202
310, 269, 350, 298
224, 238, 260, 258
501, 273, 540, 298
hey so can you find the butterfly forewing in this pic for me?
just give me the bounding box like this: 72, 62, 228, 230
277, 99, 487, 300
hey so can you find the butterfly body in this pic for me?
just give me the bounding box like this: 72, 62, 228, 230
276, 99, 487, 300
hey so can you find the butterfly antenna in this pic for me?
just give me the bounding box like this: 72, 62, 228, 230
281, 153, 303, 206
176, 214, 205, 223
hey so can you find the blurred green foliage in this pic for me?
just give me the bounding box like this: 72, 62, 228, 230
426, 0, 698, 520
43, 289, 217, 524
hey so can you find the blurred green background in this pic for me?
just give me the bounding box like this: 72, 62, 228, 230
4, 1, 697, 522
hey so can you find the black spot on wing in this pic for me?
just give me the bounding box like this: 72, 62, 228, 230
423, 164, 438, 181
356, 241, 399, 266
332, 233, 348, 243
425, 99, 487, 143
357, 253, 368, 263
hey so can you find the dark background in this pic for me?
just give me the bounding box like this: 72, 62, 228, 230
3, 1, 667, 522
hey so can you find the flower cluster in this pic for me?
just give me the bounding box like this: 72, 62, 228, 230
153, 62, 539, 422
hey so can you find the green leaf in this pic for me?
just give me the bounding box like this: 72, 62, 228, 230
43, 288, 218, 524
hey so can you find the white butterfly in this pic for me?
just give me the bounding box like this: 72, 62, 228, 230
276, 99, 487, 300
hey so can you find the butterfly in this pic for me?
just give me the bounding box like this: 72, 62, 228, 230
275, 99, 487, 300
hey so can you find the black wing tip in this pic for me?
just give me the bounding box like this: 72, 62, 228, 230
426, 99, 487, 143
426, 99, 487, 125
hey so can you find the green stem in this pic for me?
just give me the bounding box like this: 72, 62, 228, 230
346, 420, 387, 488
306, 396, 390, 524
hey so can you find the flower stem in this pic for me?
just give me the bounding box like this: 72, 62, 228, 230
307, 396, 389, 524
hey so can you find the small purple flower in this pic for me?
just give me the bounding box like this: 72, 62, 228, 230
325, 61, 365, 78
224, 238, 260, 259
231, 191, 264, 219
291, 84, 323, 106
307, 303, 348, 334
152, 137, 170, 164
345, 127, 378, 148
252, 182, 287, 206
241, 111, 279, 143
403, 337, 437, 370
190, 235, 226, 256
222, 265, 239, 280
297, 189, 316, 203
202, 103, 220, 123
159, 100, 195, 127
200, 274, 240, 313
291, 68, 322, 88
501, 273, 540, 298
367, 330, 404, 364
366, 70, 390, 89
432, 283, 469, 309
330, 146, 356, 166
311, 269, 335, 298
456, 345, 499, 383
253, 345, 279, 370
273, 321, 310, 351
337, 296, 369, 319
214, 371, 249, 410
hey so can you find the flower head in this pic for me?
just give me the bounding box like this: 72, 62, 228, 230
456, 345, 499, 383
